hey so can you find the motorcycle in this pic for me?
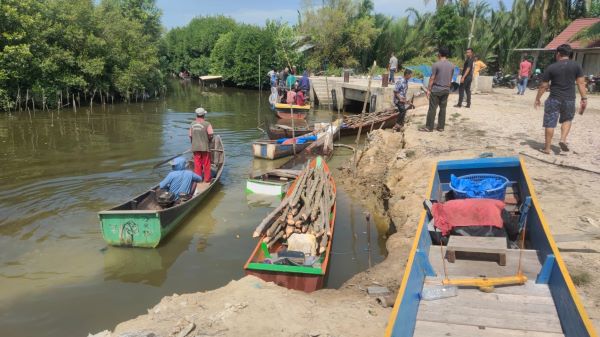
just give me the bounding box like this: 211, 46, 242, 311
527, 73, 543, 90
586, 74, 598, 93
492, 71, 517, 89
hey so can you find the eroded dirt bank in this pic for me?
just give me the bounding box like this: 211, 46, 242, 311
93, 89, 600, 336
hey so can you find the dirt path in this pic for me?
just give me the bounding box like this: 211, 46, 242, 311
92, 89, 600, 336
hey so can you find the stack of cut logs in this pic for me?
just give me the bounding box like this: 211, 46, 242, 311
342, 107, 397, 128
252, 162, 335, 255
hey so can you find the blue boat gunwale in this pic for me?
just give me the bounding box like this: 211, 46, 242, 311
384, 156, 598, 337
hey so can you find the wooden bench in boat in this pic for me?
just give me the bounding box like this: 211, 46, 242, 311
446, 236, 508, 266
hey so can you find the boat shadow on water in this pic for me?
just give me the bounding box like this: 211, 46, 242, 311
101, 186, 226, 287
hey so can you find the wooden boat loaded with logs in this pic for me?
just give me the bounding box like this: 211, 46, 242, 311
340, 108, 399, 136
244, 156, 336, 292
385, 156, 597, 337
98, 136, 225, 248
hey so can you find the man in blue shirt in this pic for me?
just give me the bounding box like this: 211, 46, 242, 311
392, 69, 413, 131
159, 156, 203, 200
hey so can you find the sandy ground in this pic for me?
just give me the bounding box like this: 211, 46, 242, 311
92, 88, 600, 337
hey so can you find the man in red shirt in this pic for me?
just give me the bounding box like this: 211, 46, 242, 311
517, 56, 532, 95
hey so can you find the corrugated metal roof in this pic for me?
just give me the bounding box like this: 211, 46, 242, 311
546, 18, 600, 49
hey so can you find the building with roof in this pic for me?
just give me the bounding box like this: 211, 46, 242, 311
515, 18, 600, 75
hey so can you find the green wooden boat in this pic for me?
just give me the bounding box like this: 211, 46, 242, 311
99, 136, 225, 248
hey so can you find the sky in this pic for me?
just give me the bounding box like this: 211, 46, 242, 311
156, 0, 439, 29
156, 0, 516, 29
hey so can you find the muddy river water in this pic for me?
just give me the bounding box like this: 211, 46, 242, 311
0, 81, 387, 337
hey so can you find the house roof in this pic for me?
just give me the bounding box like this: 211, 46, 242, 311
546, 18, 600, 50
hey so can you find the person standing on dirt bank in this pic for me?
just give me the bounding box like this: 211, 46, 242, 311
518, 56, 532, 95
455, 48, 474, 108
473, 56, 486, 94
534, 44, 587, 155
388, 52, 399, 83
392, 69, 413, 131
421, 47, 455, 132
189, 107, 214, 182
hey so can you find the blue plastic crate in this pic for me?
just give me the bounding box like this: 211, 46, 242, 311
449, 173, 509, 201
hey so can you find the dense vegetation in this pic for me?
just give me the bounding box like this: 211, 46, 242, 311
1, 0, 599, 111
0, 0, 164, 111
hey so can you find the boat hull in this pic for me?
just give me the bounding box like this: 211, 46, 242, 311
252, 141, 311, 160
245, 179, 290, 196
267, 127, 312, 140
276, 111, 308, 120
274, 103, 310, 120
340, 112, 398, 136
245, 269, 324, 292
384, 156, 597, 337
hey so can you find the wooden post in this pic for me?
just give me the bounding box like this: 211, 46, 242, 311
352, 61, 377, 173
325, 75, 331, 111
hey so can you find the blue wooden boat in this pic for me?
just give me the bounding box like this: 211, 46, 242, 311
385, 156, 597, 337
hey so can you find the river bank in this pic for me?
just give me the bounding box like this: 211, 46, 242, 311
93, 88, 600, 336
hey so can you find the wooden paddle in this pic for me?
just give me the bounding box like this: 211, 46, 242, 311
152, 149, 192, 169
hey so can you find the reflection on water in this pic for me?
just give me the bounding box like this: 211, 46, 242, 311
0, 81, 386, 337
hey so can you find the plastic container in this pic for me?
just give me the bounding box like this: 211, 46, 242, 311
420, 285, 458, 301
450, 173, 509, 201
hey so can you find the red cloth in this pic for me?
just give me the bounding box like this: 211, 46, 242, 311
432, 199, 505, 236
193, 151, 211, 183
295, 91, 305, 106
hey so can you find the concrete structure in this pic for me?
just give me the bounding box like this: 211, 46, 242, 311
310, 76, 425, 112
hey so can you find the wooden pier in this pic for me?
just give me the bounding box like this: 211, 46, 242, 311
199, 75, 223, 88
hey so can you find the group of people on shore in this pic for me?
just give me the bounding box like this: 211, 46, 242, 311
268, 66, 310, 107
390, 43, 588, 155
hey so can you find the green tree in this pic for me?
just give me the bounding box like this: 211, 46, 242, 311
298, 0, 379, 71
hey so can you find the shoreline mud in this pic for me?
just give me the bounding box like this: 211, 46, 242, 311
92, 88, 600, 337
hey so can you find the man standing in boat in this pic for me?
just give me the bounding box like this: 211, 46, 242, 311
189, 107, 213, 182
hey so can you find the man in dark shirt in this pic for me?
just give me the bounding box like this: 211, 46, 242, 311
454, 48, 474, 108
534, 44, 587, 154
420, 47, 455, 132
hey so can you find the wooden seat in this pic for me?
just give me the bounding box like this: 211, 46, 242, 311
446, 236, 507, 266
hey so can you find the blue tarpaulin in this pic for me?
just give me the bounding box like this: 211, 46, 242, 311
450, 174, 507, 199
276, 135, 317, 144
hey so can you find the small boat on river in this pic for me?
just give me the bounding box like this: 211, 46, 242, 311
246, 169, 301, 197
252, 120, 341, 160
340, 108, 399, 136
98, 136, 225, 248
267, 119, 313, 140
244, 156, 336, 292
385, 156, 597, 337
274, 102, 311, 120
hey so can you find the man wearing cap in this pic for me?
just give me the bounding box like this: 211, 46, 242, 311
189, 108, 214, 182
